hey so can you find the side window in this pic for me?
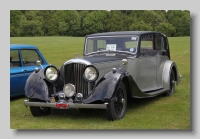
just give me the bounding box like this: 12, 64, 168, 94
10, 50, 21, 68
86, 39, 94, 54
156, 35, 164, 51
140, 35, 154, 53
21, 50, 43, 66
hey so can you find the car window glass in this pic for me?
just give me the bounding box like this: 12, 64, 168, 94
10, 50, 21, 68
86, 39, 94, 53
140, 35, 154, 53
85, 36, 138, 54
97, 40, 106, 50
125, 41, 137, 53
156, 35, 164, 51
21, 50, 43, 66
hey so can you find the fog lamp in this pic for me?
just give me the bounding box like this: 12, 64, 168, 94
58, 92, 65, 100
75, 93, 83, 101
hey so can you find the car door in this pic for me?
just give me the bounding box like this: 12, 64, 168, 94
155, 34, 170, 89
20, 49, 46, 74
10, 49, 27, 97
10, 49, 48, 97
135, 34, 157, 92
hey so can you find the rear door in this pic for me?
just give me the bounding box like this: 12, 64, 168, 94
10, 49, 26, 97
155, 34, 170, 89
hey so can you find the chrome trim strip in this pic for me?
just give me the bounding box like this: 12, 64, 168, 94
24, 100, 108, 109
64, 59, 92, 66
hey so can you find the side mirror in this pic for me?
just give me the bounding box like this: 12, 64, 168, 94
121, 59, 128, 65
36, 60, 43, 69
119, 59, 128, 69
36, 60, 41, 66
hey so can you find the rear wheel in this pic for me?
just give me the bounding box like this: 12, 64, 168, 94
29, 99, 51, 117
106, 82, 127, 121
165, 70, 175, 96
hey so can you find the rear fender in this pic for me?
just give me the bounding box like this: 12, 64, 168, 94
162, 60, 180, 90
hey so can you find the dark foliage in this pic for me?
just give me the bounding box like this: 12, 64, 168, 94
10, 10, 190, 37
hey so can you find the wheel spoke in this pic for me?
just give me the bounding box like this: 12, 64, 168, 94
114, 88, 125, 116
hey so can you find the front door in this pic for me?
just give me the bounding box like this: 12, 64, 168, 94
136, 35, 157, 92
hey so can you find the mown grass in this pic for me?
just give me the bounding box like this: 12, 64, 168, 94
10, 36, 190, 129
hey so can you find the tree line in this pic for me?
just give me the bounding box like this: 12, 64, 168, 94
10, 10, 190, 37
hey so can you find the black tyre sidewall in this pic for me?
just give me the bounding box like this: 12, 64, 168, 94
29, 99, 51, 117
107, 82, 127, 121
165, 70, 175, 96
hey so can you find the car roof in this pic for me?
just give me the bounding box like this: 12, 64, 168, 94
86, 31, 162, 37
10, 44, 38, 50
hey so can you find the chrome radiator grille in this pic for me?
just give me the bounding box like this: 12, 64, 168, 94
64, 63, 89, 98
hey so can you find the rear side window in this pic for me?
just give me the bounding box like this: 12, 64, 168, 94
10, 50, 21, 67
140, 35, 154, 53
156, 35, 165, 51
21, 50, 43, 66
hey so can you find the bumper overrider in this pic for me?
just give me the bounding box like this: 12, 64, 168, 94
24, 100, 108, 109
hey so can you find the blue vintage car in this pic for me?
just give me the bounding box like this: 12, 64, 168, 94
10, 44, 48, 98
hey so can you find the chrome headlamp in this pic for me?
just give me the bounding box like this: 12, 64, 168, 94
63, 84, 76, 98
44, 65, 59, 82
83, 65, 99, 82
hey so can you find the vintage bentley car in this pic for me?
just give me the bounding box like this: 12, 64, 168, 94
24, 31, 181, 121
10, 44, 48, 98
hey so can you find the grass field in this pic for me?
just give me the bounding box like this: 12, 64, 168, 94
10, 36, 190, 129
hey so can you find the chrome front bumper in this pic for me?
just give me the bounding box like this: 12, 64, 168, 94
24, 100, 108, 109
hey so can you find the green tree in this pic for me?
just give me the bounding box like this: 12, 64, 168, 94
19, 13, 43, 36
19, 19, 43, 36
82, 10, 109, 35
10, 10, 190, 37
36, 10, 55, 36
140, 10, 165, 30
167, 10, 190, 36
107, 10, 124, 32
10, 10, 22, 36
155, 22, 175, 36
47, 11, 63, 36
61, 10, 81, 36
58, 21, 67, 36
130, 21, 153, 31
77, 10, 90, 36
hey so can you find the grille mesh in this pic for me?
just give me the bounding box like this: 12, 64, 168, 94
64, 63, 89, 98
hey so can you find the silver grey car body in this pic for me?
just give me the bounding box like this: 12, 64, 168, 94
24, 31, 181, 121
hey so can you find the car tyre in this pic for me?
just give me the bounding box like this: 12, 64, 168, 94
29, 99, 51, 117
106, 82, 127, 121
165, 70, 175, 96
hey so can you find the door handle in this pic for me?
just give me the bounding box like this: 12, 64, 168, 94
22, 69, 28, 72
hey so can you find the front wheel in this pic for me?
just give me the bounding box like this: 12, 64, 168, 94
106, 82, 127, 121
29, 99, 51, 117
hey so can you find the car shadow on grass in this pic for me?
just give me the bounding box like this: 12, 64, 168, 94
10, 95, 26, 101
126, 94, 166, 111
50, 94, 166, 120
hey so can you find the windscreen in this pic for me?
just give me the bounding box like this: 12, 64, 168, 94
85, 35, 138, 55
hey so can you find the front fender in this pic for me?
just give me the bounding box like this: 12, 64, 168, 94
25, 69, 50, 102
83, 69, 125, 104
